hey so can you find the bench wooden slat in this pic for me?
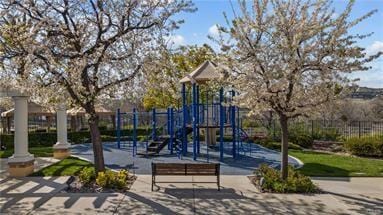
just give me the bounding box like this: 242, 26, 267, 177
152, 162, 220, 191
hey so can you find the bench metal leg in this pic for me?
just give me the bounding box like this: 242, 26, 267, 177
217, 175, 220, 191
152, 176, 155, 191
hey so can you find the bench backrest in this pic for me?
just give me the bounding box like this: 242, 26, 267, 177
152, 163, 220, 176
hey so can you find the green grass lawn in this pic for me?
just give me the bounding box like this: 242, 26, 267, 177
31, 156, 94, 176
0, 146, 53, 158
289, 150, 383, 177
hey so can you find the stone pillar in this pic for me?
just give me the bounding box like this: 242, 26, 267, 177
53, 104, 71, 159
8, 96, 35, 177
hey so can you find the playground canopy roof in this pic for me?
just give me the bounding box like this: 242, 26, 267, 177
179, 60, 222, 84
1, 102, 55, 117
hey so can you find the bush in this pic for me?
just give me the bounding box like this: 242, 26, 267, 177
79, 167, 96, 185
268, 142, 301, 151
96, 169, 129, 189
96, 171, 109, 188
313, 128, 342, 141
289, 131, 313, 148
255, 164, 317, 193
256, 137, 302, 151
344, 135, 383, 157
0, 128, 153, 148
114, 169, 129, 189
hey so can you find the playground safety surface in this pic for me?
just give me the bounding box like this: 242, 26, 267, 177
71, 142, 301, 175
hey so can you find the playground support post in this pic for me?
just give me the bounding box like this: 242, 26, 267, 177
167, 108, 171, 150
133, 108, 137, 156
196, 85, 200, 154
231, 90, 236, 159
237, 106, 240, 157
182, 83, 187, 155
117, 108, 121, 149
219, 87, 224, 161
169, 108, 174, 154
206, 87, 209, 163
192, 83, 197, 160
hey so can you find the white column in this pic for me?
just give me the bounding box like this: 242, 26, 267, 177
54, 104, 70, 149
8, 96, 34, 163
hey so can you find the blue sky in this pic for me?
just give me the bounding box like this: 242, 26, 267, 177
170, 0, 383, 88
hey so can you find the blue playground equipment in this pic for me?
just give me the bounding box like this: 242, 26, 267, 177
116, 61, 251, 161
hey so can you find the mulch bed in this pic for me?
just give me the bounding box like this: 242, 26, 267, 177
247, 175, 263, 192
62, 175, 137, 193
312, 140, 343, 152
247, 175, 323, 194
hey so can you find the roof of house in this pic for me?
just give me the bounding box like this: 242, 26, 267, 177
1, 102, 115, 118
1, 102, 55, 117
67, 105, 114, 116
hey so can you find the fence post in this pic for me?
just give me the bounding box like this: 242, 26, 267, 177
273, 120, 276, 140
167, 108, 170, 150
170, 108, 174, 154
133, 108, 137, 157
116, 108, 121, 149
311, 120, 314, 139
358, 121, 361, 138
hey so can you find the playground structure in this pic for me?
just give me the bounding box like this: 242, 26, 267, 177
116, 61, 250, 161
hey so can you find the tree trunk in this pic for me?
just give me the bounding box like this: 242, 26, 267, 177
279, 114, 289, 180
87, 108, 105, 173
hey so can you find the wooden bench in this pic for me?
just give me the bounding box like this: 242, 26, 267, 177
151, 163, 220, 191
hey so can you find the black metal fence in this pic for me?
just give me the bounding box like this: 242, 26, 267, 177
241, 119, 383, 140
1, 114, 382, 141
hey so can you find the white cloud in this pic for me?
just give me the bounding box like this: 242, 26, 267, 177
350, 68, 383, 88
366, 41, 383, 56
350, 41, 383, 87
167, 35, 185, 47
192, 33, 200, 37
208, 24, 220, 37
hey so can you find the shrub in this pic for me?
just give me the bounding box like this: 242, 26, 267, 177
313, 128, 342, 141
256, 138, 302, 151
96, 171, 109, 188
0, 128, 153, 148
322, 129, 342, 141
79, 167, 96, 185
289, 132, 313, 148
255, 164, 317, 193
113, 169, 129, 189
96, 169, 129, 189
344, 135, 383, 157
68, 131, 91, 144
289, 133, 313, 148
98, 126, 108, 131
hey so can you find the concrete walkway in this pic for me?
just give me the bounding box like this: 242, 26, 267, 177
0, 157, 59, 180
1, 175, 382, 214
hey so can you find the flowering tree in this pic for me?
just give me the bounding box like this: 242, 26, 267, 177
143, 44, 216, 109
0, 0, 194, 172
217, 0, 382, 179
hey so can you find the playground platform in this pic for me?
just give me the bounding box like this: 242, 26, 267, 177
71, 142, 301, 175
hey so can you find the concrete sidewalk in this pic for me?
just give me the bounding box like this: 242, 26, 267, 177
0, 157, 60, 180
1, 175, 382, 214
